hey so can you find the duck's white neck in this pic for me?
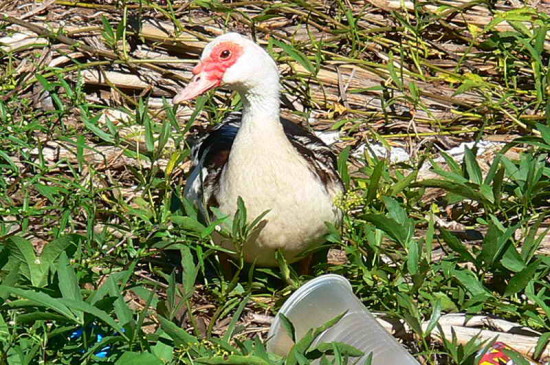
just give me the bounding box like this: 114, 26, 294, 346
237, 79, 282, 135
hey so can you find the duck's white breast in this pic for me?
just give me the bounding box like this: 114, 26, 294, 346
215, 130, 342, 266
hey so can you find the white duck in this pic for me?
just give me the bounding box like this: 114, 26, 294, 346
173, 33, 343, 267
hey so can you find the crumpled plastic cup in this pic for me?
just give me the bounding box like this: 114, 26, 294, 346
267, 274, 419, 364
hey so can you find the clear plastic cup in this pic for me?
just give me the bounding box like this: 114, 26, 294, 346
267, 274, 419, 364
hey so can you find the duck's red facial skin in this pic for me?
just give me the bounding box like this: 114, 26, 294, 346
195, 42, 244, 81
173, 42, 244, 104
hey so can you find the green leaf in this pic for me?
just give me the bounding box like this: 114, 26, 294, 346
407, 240, 419, 275
534, 332, 550, 360
195, 355, 270, 365
452, 269, 489, 298
464, 147, 482, 184
0, 286, 79, 322
116, 352, 163, 365
81, 110, 114, 143
151, 332, 174, 363
424, 299, 442, 338
222, 294, 250, 342
6, 236, 43, 287
180, 246, 198, 301
500, 244, 525, 273
337, 146, 351, 189
0, 150, 20, 173
35, 74, 53, 91
0, 262, 20, 300
390, 171, 417, 196
311, 342, 364, 357
286, 312, 346, 365
144, 113, 155, 152
363, 214, 411, 247
59, 298, 128, 340
101, 15, 115, 45
501, 348, 530, 365
57, 252, 82, 302
270, 38, 315, 74
158, 316, 199, 346
439, 228, 477, 264
382, 197, 408, 226
279, 313, 296, 343
171, 216, 206, 233
106, 275, 133, 326
387, 52, 403, 89
413, 179, 487, 203
0, 313, 9, 341
536, 123, 550, 146
480, 223, 501, 266
504, 260, 540, 296
365, 161, 384, 205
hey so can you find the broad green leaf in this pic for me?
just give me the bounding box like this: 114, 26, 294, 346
6, 237, 43, 286
116, 352, 162, 365
500, 245, 525, 273
180, 246, 198, 301
536, 123, 550, 146
365, 161, 384, 205
439, 228, 477, 264
151, 332, 174, 363
158, 316, 198, 346
195, 355, 270, 365
0, 262, 20, 300
407, 240, 419, 275
504, 260, 540, 296
286, 312, 346, 365
452, 269, 489, 298
58, 298, 128, 340
337, 146, 351, 189
363, 214, 411, 247
144, 114, 155, 152
413, 179, 487, 203
382, 197, 408, 226
464, 147, 482, 184
57, 252, 82, 302
0, 313, 9, 341
480, 223, 501, 266
311, 342, 363, 357
0, 286, 79, 322
171, 216, 206, 233
106, 276, 133, 326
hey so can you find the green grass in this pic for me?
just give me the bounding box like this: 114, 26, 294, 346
0, 0, 549, 364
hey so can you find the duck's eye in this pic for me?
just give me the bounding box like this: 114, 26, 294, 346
220, 50, 231, 59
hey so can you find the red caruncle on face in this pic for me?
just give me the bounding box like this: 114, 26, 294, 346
193, 42, 244, 83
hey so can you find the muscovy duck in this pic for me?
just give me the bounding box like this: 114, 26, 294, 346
173, 33, 343, 267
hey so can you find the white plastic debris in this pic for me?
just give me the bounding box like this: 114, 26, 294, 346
439, 141, 505, 162
353, 142, 410, 163
314, 130, 340, 146
268, 274, 419, 364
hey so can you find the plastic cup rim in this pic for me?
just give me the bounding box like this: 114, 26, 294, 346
267, 274, 353, 351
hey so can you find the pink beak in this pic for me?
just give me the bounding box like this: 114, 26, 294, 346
173, 63, 220, 104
